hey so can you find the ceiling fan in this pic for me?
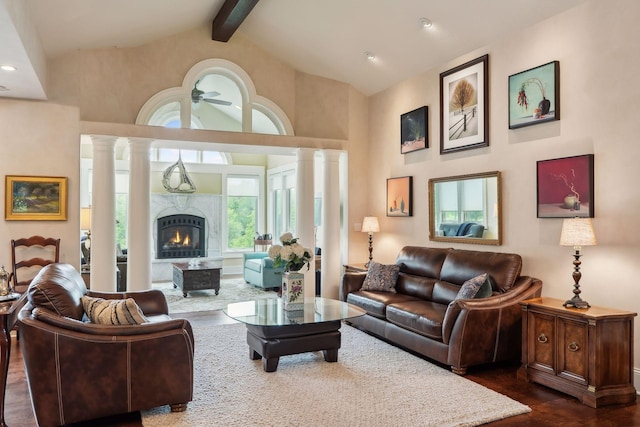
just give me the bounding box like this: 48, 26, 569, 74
191, 80, 232, 106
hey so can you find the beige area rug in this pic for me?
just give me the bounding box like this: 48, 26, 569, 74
155, 277, 278, 313
142, 323, 530, 427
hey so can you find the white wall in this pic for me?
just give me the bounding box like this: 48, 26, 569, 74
367, 0, 640, 372
0, 99, 81, 267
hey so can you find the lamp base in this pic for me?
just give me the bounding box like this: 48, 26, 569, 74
563, 296, 590, 309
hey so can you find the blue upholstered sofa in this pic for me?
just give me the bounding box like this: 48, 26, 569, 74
243, 252, 284, 290
439, 222, 485, 238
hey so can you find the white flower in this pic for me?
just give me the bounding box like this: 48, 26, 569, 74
291, 243, 305, 258
268, 245, 282, 259
280, 245, 294, 261
280, 232, 294, 244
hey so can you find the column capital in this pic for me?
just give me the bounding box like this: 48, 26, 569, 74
89, 135, 118, 146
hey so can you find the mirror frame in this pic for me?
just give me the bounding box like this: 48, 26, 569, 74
428, 171, 502, 245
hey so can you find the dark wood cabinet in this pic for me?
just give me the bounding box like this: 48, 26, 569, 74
518, 297, 636, 407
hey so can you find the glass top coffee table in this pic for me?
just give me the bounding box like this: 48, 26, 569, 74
224, 297, 365, 372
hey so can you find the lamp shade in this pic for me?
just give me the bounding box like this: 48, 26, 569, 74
559, 218, 597, 247
80, 207, 92, 230
362, 216, 380, 234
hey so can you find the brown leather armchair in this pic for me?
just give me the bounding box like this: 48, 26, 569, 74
18, 263, 194, 427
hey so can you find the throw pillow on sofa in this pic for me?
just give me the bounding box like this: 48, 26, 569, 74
455, 273, 493, 300
81, 296, 149, 325
361, 261, 400, 293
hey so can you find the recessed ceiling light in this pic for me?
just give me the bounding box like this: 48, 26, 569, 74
364, 51, 376, 61
0, 65, 17, 72
419, 18, 433, 29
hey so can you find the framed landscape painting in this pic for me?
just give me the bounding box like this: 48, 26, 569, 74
401, 106, 428, 154
5, 175, 68, 220
536, 154, 594, 218
440, 54, 489, 154
387, 176, 413, 217
509, 61, 560, 129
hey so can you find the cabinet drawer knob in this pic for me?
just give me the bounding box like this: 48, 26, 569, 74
568, 342, 580, 352
537, 333, 548, 343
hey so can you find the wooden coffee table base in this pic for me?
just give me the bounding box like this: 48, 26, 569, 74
245, 321, 342, 372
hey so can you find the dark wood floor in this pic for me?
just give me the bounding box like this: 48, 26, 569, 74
6, 310, 640, 426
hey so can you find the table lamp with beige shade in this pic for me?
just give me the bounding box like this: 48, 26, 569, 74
559, 217, 597, 308
362, 216, 380, 267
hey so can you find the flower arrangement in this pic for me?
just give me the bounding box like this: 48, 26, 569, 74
268, 232, 313, 272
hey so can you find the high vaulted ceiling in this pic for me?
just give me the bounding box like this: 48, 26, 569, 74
1, 0, 586, 100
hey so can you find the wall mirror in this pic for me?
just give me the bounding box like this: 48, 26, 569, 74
428, 171, 502, 245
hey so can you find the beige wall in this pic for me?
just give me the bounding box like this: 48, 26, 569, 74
0, 99, 81, 268
366, 0, 640, 366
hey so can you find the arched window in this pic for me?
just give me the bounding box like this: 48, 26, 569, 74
137, 59, 293, 136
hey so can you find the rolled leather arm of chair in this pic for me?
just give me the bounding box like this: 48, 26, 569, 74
30, 306, 194, 338
339, 272, 367, 301
87, 289, 169, 316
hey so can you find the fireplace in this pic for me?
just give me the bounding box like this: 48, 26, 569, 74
156, 214, 206, 259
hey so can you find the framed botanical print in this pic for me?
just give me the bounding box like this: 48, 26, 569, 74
509, 61, 560, 129
440, 54, 489, 154
536, 154, 594, 218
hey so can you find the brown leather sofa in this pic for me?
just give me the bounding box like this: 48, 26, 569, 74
18, 263, 194, 427
340, 246, 542, 374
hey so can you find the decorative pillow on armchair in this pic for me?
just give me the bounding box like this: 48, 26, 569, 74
455, 273, 493, 300
81, 296, 149, 325
361, 261, 400, 293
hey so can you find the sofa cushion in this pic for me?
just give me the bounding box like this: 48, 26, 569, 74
386, 300, 448, 341
82, 295, 149, 325
347, 291, 421, 319
455, 273, 489, 300
361, 261, 400, 293
396, 246, 451, 280
27, 263, 87, 321
439, 249, 522, 292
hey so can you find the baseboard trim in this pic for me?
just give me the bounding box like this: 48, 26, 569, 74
224, 265, 243, 276
634, 368, 640, 394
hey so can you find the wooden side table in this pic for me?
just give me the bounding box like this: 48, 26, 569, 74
518, 297, 637, 407
0, 293, 27, 427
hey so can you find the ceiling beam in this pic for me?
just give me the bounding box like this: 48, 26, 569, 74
212, 0, 260, 42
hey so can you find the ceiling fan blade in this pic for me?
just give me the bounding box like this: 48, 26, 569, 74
201, 91, 221, 98
203, 98, 232, 106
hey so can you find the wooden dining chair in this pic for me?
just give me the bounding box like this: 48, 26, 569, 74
11, 235, 60, 293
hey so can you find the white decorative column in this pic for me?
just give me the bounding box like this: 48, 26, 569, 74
321, 150, 342, 299
89, 135, 118, 291
296, 148, 316, 302
127, 138, 152, 290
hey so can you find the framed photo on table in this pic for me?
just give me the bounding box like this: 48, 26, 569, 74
536, 154, 594, 218
401, 106, 428, 154
509, 61, 560, 129
387, 176, 413, 217
5, 175, 68, 220
440, 54, 489, 154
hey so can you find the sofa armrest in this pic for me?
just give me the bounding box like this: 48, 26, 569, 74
261, 257, 276, 268
87, 289, 169, 316
445, 276, 543, 371
339, 272, 367, 301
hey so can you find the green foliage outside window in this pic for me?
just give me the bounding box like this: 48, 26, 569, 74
115, 194, 128, 250
228, 196, 257, 249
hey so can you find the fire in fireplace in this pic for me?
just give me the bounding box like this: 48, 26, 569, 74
156, 214, 206, 259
